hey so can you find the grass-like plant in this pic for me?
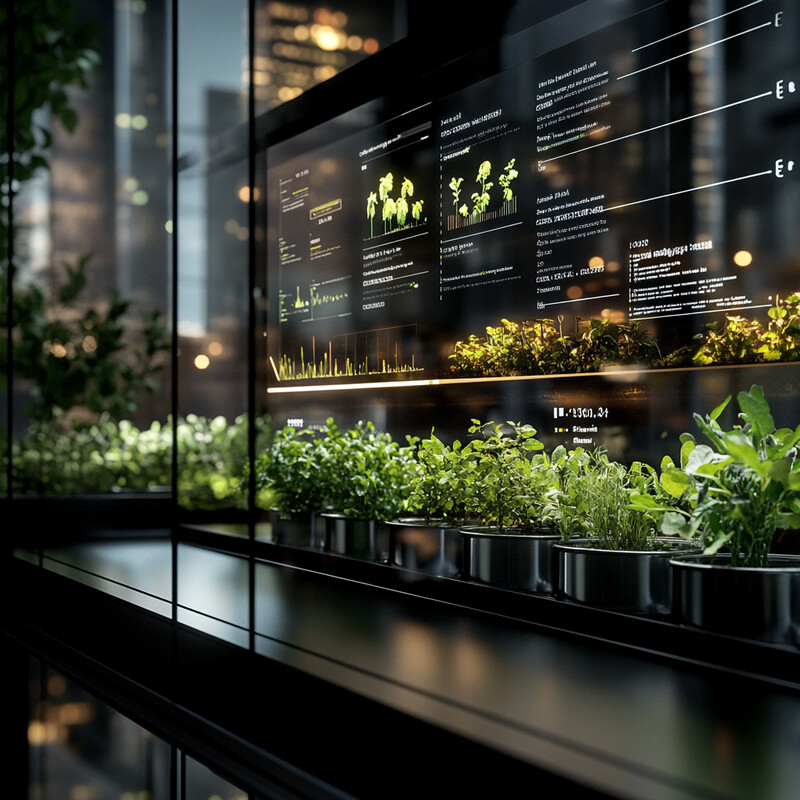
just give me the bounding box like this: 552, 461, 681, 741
552, 448, 658, 550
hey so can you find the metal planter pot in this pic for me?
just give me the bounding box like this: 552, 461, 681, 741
268, 509, 324, 548
322, 513, 388, 561
554, 538, 701, 615
386, 519, 462, 578
670, 553, 800, 646
459, 527, 558, 593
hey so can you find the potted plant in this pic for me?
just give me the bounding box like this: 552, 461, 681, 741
387, 429, 474, 578
553, 449, 699, 615
639, 385, 800, 643
322, 419, 417, 561
251, 423, 332, 547
458, 420, 562, 593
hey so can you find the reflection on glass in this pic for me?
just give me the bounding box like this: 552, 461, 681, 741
4, 0, 171, 500
262, 0, 800, 467
28, 661, 171, 799
177, 544, 251, 646
253, 1, 403, 112
185, 756, 247, 800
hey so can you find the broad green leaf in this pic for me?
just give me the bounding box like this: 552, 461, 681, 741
660, 511, 690, 536
685, 443, 723, 473
766, 426, 800, 460
736, 385, 774, 442
721, 431, 764, 471
661, 469, 691, 499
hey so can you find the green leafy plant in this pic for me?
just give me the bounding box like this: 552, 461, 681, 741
251, 424, 335, 518
0, 256, 169, 422
549, 447, 659, 549
583, 453, 657, 550
403, 429, 475, 525
463, 420, 549, 534
177, 413, 271, 511
1, 1, 100, 257
324, 419, 417, 522
8, 413, 270, 510
449, 316, 660, 377
659, 294, 800, 368
631, 385, 800, 566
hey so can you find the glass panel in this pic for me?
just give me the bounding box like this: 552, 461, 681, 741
28, 660, 172, 800
185, 756, 247, 800
253, 0, 407, 113
176, 0, 253, 517
42, 540, 173, 617
261, 0, 800, 468
4, 1, 172, 510
177, 543, 251, 645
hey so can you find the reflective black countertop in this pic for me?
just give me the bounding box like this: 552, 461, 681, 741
5, 539, 800, 799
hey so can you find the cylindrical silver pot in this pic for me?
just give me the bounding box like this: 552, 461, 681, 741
555, 538, 700, 615
459, 527, 558, 593
670, 553, 800, 645
322, 513, 387, 561
268, 509, 320, 547
387, 519, 462, 578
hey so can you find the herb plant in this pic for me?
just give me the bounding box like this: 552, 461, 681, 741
464, 420, 548, 534
632, 385, 800, 566
404, 429, 475, 525
449, 316, 659, 377
252, 423, 334, 518
324, 419, 417, 522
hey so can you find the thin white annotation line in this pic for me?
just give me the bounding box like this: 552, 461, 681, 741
632, 0, 763, 52
631, 304, 771, 322
441, 220, 523, 245
605, 170, 773, 212
619, 21, 772, 80
539, 91, 772, 165
543, 293, 620, 307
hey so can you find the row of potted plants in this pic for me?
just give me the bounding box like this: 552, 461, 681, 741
253, 385, 800, 647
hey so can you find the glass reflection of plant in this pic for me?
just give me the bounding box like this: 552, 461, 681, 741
10, 413, 271, 509
451, 295, 800, 378
1, 256, 169, 423
450, 317, 659, 377
1, 4, 168, 426
661, 294, 800, 367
